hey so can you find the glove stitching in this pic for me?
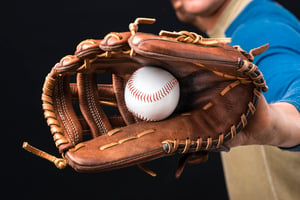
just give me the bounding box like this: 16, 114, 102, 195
84, 75, 108, 134
55, 78, 79, 145
107, 128, 122, 136
220, 80, 241, 96
42, 77, 68, 148
99, 129, 155, 151
162, 96, 257, 153
162, 137, 215, 153
202, 102, 213, 110
237, 59, 267, 92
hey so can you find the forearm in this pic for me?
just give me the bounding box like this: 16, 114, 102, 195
268, 102, 300, 148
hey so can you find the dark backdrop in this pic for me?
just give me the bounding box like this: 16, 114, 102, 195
4, 0, 300, 199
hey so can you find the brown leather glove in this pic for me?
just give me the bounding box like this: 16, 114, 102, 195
23, 18, 268, 178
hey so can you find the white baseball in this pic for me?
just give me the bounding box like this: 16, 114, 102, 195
124, 66, 180, 121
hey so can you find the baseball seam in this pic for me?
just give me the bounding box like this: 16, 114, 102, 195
127, 76, 179, 103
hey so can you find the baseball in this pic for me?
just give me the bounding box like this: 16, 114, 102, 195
124, 66, 180, 121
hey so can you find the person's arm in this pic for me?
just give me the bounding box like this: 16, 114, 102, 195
269, 102, 300, 147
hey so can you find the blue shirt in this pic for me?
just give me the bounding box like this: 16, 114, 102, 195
226, 0, 300, 150
226, 0, 300, 111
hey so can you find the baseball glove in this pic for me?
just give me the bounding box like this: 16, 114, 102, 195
23, 18, 268, 178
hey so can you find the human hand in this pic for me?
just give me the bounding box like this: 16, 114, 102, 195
226, 95, 300, 148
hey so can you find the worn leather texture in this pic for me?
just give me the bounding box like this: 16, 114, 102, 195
28, 18, 268, 176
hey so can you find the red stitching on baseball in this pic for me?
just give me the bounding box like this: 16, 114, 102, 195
128, 108, 152, 121
128, 76, 179, 103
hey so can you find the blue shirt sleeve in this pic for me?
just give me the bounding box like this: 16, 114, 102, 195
227, 20, 300, 112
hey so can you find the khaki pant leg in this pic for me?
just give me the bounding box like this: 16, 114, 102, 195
221, 145, 300, 200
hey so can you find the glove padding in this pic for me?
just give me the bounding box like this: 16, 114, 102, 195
24, 18, 268, 177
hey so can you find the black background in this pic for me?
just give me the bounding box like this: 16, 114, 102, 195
4, 0, 300, 199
